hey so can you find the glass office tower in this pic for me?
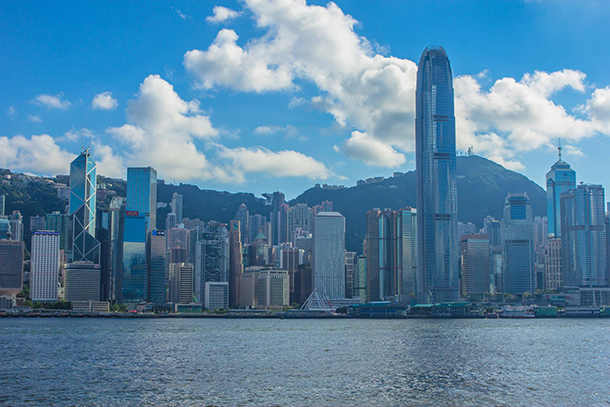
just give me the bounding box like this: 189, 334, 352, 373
502, 194, 535, 294
546, 144, 576, 238
561, 184, 607, 287
122, 211, 147, 303
415, 46, 459, 303
69, 149, 100, 264
126, 167, 157, 231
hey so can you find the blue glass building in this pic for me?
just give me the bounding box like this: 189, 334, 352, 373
122, 211, 147, 303
501, 193, 535, 294
126, 167, 157, 231
546, 145, 576, 238
121, 167, 157, 304
415, 46, 459, 303
561, 184, 607, 287
69, 149, 100, 263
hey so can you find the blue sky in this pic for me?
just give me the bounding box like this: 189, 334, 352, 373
2, 0, 610, 199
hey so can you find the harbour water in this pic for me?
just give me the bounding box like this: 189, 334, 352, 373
1, 318, 609, 406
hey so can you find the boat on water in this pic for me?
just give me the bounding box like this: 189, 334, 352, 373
500, 306, 536, 318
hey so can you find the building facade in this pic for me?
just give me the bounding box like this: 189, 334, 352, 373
561, 184, 607, 287
312, 212, 346, 299
0, 240, 24, 298
415, 46, 459, 303
460, 234, 490, 295
69, 149, 100, 264
30, 231, 60, 301
228, 220, 243, 308
501, 193, 535, 294
546, 145, 576, 238
64, 262, 101, 302
126, 167, 157, 231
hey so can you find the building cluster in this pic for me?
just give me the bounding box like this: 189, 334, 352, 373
1, 45, 609, 312
0, 149, 361, 312
353, 46, 610, 308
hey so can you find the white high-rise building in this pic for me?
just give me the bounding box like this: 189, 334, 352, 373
30, 231, 60, 302
312, 212, 346, 299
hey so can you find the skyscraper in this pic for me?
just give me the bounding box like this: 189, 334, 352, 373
122, 210, 147, 303
194, 222, 228, 304
126, 167, 157, 231
30, 231, 60, 302
502, 193, 535, 294
147, 230, 167, 305
398, 207, 418, 301
171, 192, 183, 224
0, 240, 24, 299
69, 149, 100, 264
460, 234, 491, 295
561, 184, 607, 287
312, 212, 345, 299
122, 167, 158, 304
546, 143, 576, 238
234, 204, 249, 245
228, 220, 243, 308
415, 46, 459, 303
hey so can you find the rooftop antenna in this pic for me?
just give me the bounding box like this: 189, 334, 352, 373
558, 138, 562, 160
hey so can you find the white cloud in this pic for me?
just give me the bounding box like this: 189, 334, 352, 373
31, 93, 71, 109
585, 86, 610, 125
185, 0, 417, 151
338, 131, 406, 167
563, 144, 585, 157
92, 142, 125, 178
0, 134, 74, 175
106, 74, 220, 182
184, 0, 610, 171
172, 7, 189, 20
217, 145, 338, 182
253, 125, 277, 135
28, 115, 42, 123
454, 70, 598, 169
206, 6, 240, 24
7, 106, 16, 118
92, 92, 119, 110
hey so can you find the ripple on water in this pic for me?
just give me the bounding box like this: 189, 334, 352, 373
1, 318, 610, 406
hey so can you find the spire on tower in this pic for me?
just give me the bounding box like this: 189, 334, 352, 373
558, 138, 562, 160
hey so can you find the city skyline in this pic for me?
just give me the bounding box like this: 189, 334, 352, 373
2, 0, 610, 200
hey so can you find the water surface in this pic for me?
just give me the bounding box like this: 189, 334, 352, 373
1, 318, 609, 406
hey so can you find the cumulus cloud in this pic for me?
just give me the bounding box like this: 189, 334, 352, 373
31, 93, 71, 109
104, 74, 332, 183
217, 146, 338, 182
454, 70, 599, 169
206, 6, 240, 24
184, 0, 416, 158
184, 0, 610, 171
584, 86, 610, 125
337, 131, 406, 167
92, 92, 119, 110
28, 115, 42, 123
0, 134, 74, 175
106, 75, 220, 181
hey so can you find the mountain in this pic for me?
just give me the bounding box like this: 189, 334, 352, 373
291, 155, 546, 252
0, 155, 546, 254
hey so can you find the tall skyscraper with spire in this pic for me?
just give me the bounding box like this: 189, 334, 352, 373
546, 140, 576, 238
69, 147, 100, 264
415, 46, 459, 303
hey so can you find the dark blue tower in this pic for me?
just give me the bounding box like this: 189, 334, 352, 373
415, 46, 459, 303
